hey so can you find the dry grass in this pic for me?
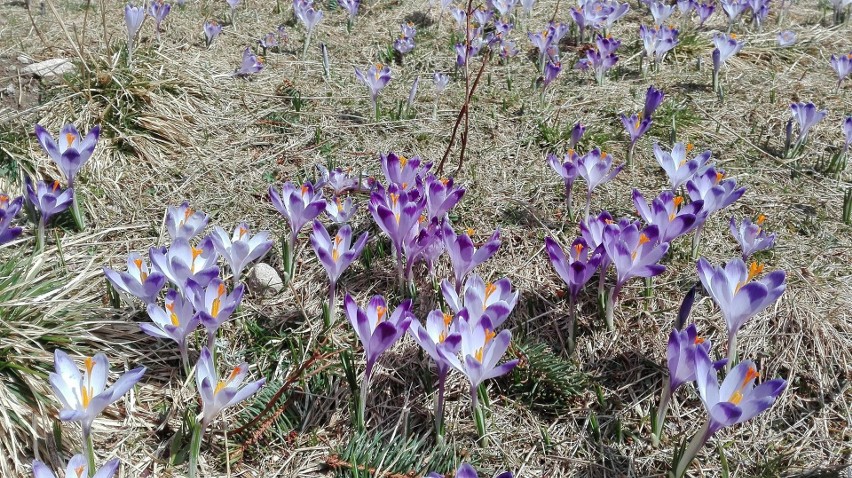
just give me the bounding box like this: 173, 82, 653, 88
0, 0, 851, 476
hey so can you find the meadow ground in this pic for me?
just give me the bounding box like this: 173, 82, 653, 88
0, 0, 851, 476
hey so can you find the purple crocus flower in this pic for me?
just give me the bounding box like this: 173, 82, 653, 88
316, 165, 362, 196
294, 0, 324, 32
621, 112, 652, 151
195, 346, 265, 430
696, 257, 786, 364
369, 181, 425, 261
354, 63, 392, 116
204, 20, 223, 48
424, 175, 465, 220
338, 0, 359, 20
650, 0, 676, 24
547, 150, 580, 217
543, 60, 562, 88
677, 0, 695, 15
310, 220, 368, 317
188, 278, 245, 348
686, 167, 746, 216
234, 47, 263, 76
577, 148, 623, 219
633, 189, 703, 243
776, 30, 796, 47
713, 32, 744, 64
493, 0, 517, 15
521, 0, 536, 14
434, 72, 450, 94
570, 122, 586, 148
142, 288, 200, 372
544, 236, 602, 351
408, 309, 462, 436
165, 202, 209, 241
148, 0, 171, 41
528, 29, 552, 67
394, 36, 415, 54
124, 3, 145, 61
344, 294, 413, 427
441, 273, 518, 329
843, 116, 852, 153
402, 217, 445, 280
720, 0, 747, 23
674, 348, 785, 477
49, 350, 146, 441
0, 194, 23, 245
442, 222, 501, 292
643, 85, 666, 119
696, 2, 714, 24
103, 252, 167, 304
34, 123, 100, 189
269, 181, 326, 274
148, 236, 220, 290
258, 31, 279, 53
654, 142, 711, 190
325, 196, 357, 223
602, 223, 669, 328
427, 463, 513, 478
455, 40, 483, 67
640, 25, 679, 65
210, 223, 273, 283
32, 455, 119, 478
381, 152, 430, 190
729, 215, 776, 260
830, 52, 852, 89
25, 178, 73, 245
790, 102, 828, 147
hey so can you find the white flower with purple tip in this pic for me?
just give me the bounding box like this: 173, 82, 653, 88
195, 346, 265, 430
210, 223, 273, 283
32, 455, 119, 478
149, 236, 220, 289
103, 252, 167, 304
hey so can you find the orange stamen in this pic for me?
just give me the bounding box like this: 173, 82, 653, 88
756, 214, 766, 225
747, 262, 764, 281
673, 196, 684, 207
300, 185, 309, 196
715, 172, 725, 184
52, 180, 60, 191
215, 366, 242, 394
442, 313, 453, 326
65, 133, 75, 146
399, 155, 408, 168
694, 337, 705, 345
638, 233, 650, 245
75, 466, 85, 478
573, 243, 584, 256
729, 366, 759, 405
466, 227, 475, 237
238, 226, 248, 238
376, 306, 387, 323
686, 143, 694, 152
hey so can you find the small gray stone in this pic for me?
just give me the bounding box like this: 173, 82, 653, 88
21, 58, 75, 78
4, 84, 15, 96
246, 263, 283, 296
17, 55, 34, 65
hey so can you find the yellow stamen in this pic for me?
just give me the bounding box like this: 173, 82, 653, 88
336, 197, 344, 212
638, 233, 650, 245
399, 155, 408, 168
238, 226, 248, 238
756, 214, 766, 225
747, 262, 764, 281
300, 185, 309, 196
332, 236, 342, 261
485, 328, 496, 343
485, 282, 497, 301
401, 182, 408, 189
601, 151, 608, 159
443, 313, 453, 326
184, 207, 193, 221
686, 143, 694, 152
729, 366, 759, 405
215, 366, 242, 395
211, 283, 225, 316
170, 311, 180, 327
65, 133, 75, 146
440, 177, 450, 185
0, 194, 8, 204
466, 227, 475, 237
669, 213, 676, 222
730, 33, 737, 39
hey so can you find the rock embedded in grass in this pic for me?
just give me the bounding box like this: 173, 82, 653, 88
246, 263, 283, 296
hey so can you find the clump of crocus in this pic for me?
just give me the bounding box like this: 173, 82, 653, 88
32, 455, 119, 478
695, 2, 714, 24
189, 278, 245, 349
729, 215, 776, 260
394, 22, 417, 56
654, 142, 710, 190
830, 52, 852, 90
720, 0, 748, 30
381, 151, 431, 190
234, 46, 263, 77
311, 221, 368, 326
142, 288, 200, 374
25, 178, 73, 251
0, 193, 23, 245
685, 166, 745, 257
696, 257, 786, 366
165, 202, 209, 241
577, 148, 623, 219
203, 20, 223, 48
124, 3, 145, 63
776, 30, 795, 47
424, 174, 465, 221
338, 0, 359, 32
34, 123, 100, 229
639, 24, 679, 71
673, 348, 785, 477
148, 0, 171, 43
711, 33, 744, 98
651, 323, 726, 446
149, 236, 220, 289
294, 0, 323, 57
369, 182, 425, 288
601, 223, 669, 329
409, 309, 462, 436
104, 252, 167, 305
575, 34, 620, 85
354, 63, 392, 119
571, 0, 630, 43
455, 37, 484, 68
403, 217, 445, 284
632, 189, 703, 243
440, 273, 518, 330
747, 0, 770, 29
427, 463, 513, 478
190, 347, 264, 478
269, 180, 326, 281
210, 222, 273, 283
443, 222, 501, 293
544, 236, 602, 352
49, 350, 145, 471
785, 102, 827, 157
344, 295, 413, 430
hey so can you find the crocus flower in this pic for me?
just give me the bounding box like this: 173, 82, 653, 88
830, 52, 852, 88
148, 0, 171, 41
602, 223, 669, 328
577, 148, 623, 219
34, 123, 101, 189
696, 257, 786, 363
294, 0, 323, 55
621, 113, 652, 157
790, 102, 828, 148
776, 30, 795, 47
32, 455, 119, 478
142, 288, 200, 371
712, 33, 744, 84
677, 0, 695, 15
103, 252, 167, 304
354, 63, 392, 115
528, 29, 552, 68
544, 236, 602, 351
149, 236, 220, 290
442, 222, 501, 292
234, 47, 263, 76
547, 150, 580, 217
521, 0, 535, 14
25, 177, 73, 247
325, 196, 357, 223
344, 294, 413, 427
686, 167, 745, 216
640, 25, 679, 66
643, 85, 666, 119
654, 142, 711, 190
543, 60, 562, 88
310, 221, 368, 317
210, 223, 273, 283
633, 189, 702, 244
204, 20, 223, 48
259, 31, 279, 53
569, 122, 586, 148
165, 202, 209, 241
427, 463, 513, 478
316, 165, 362, 196
0, 194, 23, 245
650, 0, 676, 24
369, 183, 425, 283
402, 217, 445, 280
696, 1, 714, 24
843, 116, 852, 153
188, 278, 245, 348
395, 36, 415, 54
720, 0, 747, 23
674, 348, 785, 477
455, 40, 483, 67
441, 273, 518, 329
124, 3, 145, 61
493, 0, 517, 15
408, 309, 462, 435
424, 175, 465, 221
729, 215, 776, 260
381, 152, 430, 190
434, 72, 450, 93
338, 0, 359, 20
49, 350, 146, 439
196, 346, 265, 430
269, 181, 326, 274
